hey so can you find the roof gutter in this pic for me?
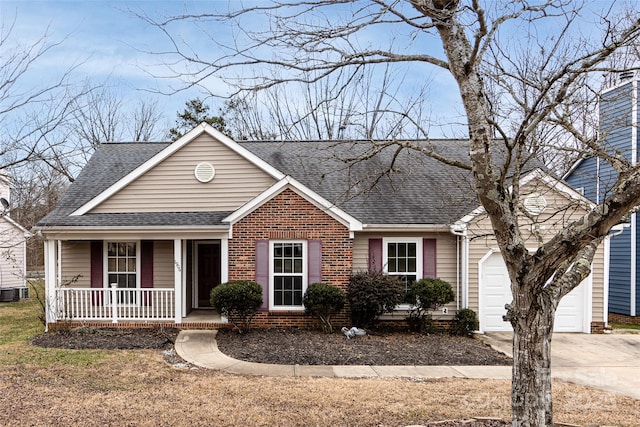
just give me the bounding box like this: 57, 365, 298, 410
34, 224, 230, 240
362, 224, 451, 232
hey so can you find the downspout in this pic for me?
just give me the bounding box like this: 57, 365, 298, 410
450, 225, 468, 310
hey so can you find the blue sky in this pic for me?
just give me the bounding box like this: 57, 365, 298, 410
2, 0, 466, 138
1, 0, 636, 143
1, 1, 218, 131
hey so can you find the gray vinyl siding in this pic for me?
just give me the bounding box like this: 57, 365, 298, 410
609, 226, 632, 315
597, 83, 634, 201
567, 81, 638, 317
565, 157, 598, 202
600, 82, 633, 156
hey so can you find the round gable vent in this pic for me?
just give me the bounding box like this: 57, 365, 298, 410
194, 162, 215, 183
524, 194, 547, 216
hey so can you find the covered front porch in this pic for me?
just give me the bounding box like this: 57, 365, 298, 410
43, 235, 229, 326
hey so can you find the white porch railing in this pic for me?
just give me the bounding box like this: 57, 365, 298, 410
55, 285, 175, 323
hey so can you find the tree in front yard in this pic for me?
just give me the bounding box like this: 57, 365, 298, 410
144, 2, 640, 424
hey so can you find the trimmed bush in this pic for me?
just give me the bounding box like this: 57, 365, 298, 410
210, 280, 263, 333
303, 283, 346, 333
347, 272, 404, 328
405, 278, 455, 332
452, 308, 479, 336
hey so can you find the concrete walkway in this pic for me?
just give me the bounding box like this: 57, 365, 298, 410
175, 330, 512, 379
479, 331, 640, 400
175, 330, 640, 400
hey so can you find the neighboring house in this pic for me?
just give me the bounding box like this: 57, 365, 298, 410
35, 124, 607, 332
565, 72, 639, 324
0, 172, 30, 299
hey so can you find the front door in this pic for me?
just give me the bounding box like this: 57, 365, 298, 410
197, 242, 221, 308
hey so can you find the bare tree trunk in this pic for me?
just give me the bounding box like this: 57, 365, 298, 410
510, 288, 556, 427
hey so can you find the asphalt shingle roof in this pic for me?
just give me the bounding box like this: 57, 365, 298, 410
37, 137, 541, 228
241, 140, 478, 224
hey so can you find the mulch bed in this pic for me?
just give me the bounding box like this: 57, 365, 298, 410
32, 326, 512, 366
32, 326, 179, 350
215, 328, 512, 366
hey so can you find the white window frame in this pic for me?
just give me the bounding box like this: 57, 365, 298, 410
383, 237, 423, 309
104, 240, 141, 306
269, 240, 307, 311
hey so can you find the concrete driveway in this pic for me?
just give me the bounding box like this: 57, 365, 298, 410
480, 331, 640, 399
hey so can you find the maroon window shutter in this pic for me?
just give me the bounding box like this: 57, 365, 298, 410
141, 240, 154, 306
308, 240, 322, 285
255, 240, 269, 310
423, 238, 437, 278
90, 241, 103, 306
368, 238, 383, 273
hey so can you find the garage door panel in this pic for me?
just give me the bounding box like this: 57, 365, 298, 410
480, 253, 587, 333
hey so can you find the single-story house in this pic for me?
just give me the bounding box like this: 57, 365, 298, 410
35, 123, 608, 332
0, 172, 30, 301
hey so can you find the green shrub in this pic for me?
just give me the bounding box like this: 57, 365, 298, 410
404, 278, 455, 332
303, 283, 346, 333
452, 308, 479, 336
347, 272, 404, 328
210, 280, 263, 333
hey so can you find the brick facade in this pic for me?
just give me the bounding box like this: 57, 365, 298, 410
228, 188, 353, 328
590, 321, 607, 334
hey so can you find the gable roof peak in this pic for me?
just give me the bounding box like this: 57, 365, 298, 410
70, 122, 285, 217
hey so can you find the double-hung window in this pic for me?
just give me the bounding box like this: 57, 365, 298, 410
106, 241, 139, 305
270, 241, 307, 310
383, 238, 423, 301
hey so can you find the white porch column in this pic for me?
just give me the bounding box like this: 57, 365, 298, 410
221, 237, 229, 284
174, 239, 183, 323
44, 239, 58, 327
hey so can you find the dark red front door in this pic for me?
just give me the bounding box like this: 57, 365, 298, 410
197, 243, 221, 307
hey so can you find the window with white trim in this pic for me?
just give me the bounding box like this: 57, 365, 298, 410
383, 238, 423, 298
270, 241, 307, 310
106, 242, 139, 304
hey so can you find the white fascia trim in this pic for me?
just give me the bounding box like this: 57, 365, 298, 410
223, 176, 363, 233
37, 224, 229, 233
362, 224, 451, 232
2, 215, 32, 237
520, 169, 595, 207
71, 123, 286, 216
36, 226, 231, 242
562, 157, 587, 181
454, 205, 486, 228
454, 169, 595, 227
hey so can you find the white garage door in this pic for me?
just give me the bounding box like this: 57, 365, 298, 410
480, 252, 588, 333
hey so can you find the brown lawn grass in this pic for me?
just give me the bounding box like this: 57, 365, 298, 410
1, 298, 638, 426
